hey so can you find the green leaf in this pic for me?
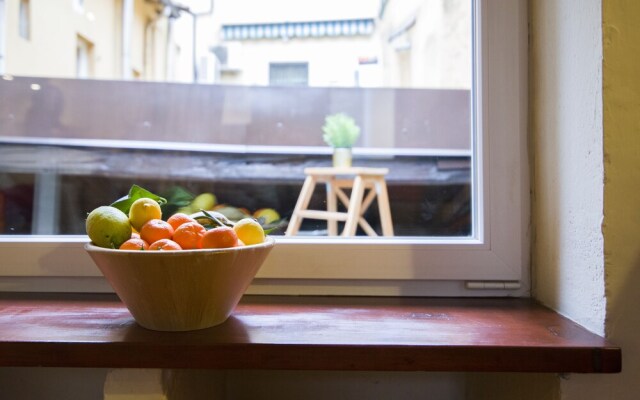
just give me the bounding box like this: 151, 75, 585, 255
160, 186, 195, 217
198, 209, 235, 228
110, 184, 167, 215
262, 218, 289, 234
163, 186, 195, 208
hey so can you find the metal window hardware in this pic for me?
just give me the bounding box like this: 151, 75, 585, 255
465, 281, 522, 290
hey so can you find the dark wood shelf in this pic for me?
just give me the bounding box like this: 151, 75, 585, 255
0, 294, 621, 373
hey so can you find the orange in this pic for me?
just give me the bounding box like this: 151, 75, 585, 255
148, 239, 182, 251
140, 219, 174, 245
173, 221, 206, 249
167, 212, 197, 231
201, 226, 239, 249
119, 237, 149, 250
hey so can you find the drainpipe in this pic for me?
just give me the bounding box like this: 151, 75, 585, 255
0, 0, 6, 74
187, 0, 214, 82
190, 11, 199, 82
122, 0, 133, 79
167, 0, 213, 82
165, 10, 176, 80
161, 0, 213, 82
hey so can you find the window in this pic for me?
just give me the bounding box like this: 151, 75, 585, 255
269, 62, 309, 86
0, 0, 528, 296
73, 0, 85, 13
18, 0, 30, 40
76, 35, 94, 78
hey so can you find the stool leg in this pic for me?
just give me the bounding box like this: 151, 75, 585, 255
356, 186, 378, 237
375, 178, 394, 236
285, 176, 316, 236
342, 176, 365, 237
326, 179, 338, 236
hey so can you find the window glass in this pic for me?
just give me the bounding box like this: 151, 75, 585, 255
269, 62, 309, 86
76, 35, 94, 78
18, 0, 31, 40
0, 0, 472, 239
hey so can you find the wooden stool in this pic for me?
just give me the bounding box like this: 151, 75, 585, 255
285, 167, 394, 237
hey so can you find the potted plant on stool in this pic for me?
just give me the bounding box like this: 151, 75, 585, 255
322, 113, 361, 168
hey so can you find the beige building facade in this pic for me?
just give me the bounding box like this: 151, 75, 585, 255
1, 0, 471, 89
1, 0, 176, 81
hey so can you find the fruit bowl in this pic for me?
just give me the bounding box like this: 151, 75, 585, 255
85, 237, 274, 331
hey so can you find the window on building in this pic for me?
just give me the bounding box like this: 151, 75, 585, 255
73, 0, 85, 13
0, 0, 528, 295
269, 62, 309, 86
76, 35, 94, 78
18, 0, 30, 40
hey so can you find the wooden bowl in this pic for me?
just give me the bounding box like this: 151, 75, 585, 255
85, 237, 274, 331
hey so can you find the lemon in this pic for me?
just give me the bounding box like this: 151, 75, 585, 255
253, 208, 280, 224
177, 205, 194, 215
233, 218, 265, 245
129, 197, 162, 231
86, 206, 132, 248
191, 192, 217, 211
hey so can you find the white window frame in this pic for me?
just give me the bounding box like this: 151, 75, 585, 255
0, 0, 529, 296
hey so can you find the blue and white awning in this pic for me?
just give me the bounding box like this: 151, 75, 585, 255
222, 19, 375, 41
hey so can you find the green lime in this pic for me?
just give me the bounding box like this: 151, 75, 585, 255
86, 206, 132, 248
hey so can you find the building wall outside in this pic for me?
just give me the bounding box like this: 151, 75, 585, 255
212, 0, 471, 89
216, 36, 379, 87
3, 0, 174, 81
5, 0, 119, 79
2, 0, 470, 89
378, 0, 471, 89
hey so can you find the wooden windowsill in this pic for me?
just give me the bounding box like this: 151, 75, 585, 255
0, 294, 621, 373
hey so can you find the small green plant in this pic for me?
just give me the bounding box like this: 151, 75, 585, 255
322, 113, 361, 148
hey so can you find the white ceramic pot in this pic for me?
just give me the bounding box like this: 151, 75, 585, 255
332, 147, 352, 168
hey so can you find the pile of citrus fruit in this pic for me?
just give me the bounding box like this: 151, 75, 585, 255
178, 191, 281, 226
86, 196, 266, 251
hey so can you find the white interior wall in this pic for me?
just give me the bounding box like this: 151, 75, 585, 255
530, 0, 605, 336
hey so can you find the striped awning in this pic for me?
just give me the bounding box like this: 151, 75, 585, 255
222, 19, 375, 41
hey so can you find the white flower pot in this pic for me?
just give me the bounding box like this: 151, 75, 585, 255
332, 148, 352, 168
